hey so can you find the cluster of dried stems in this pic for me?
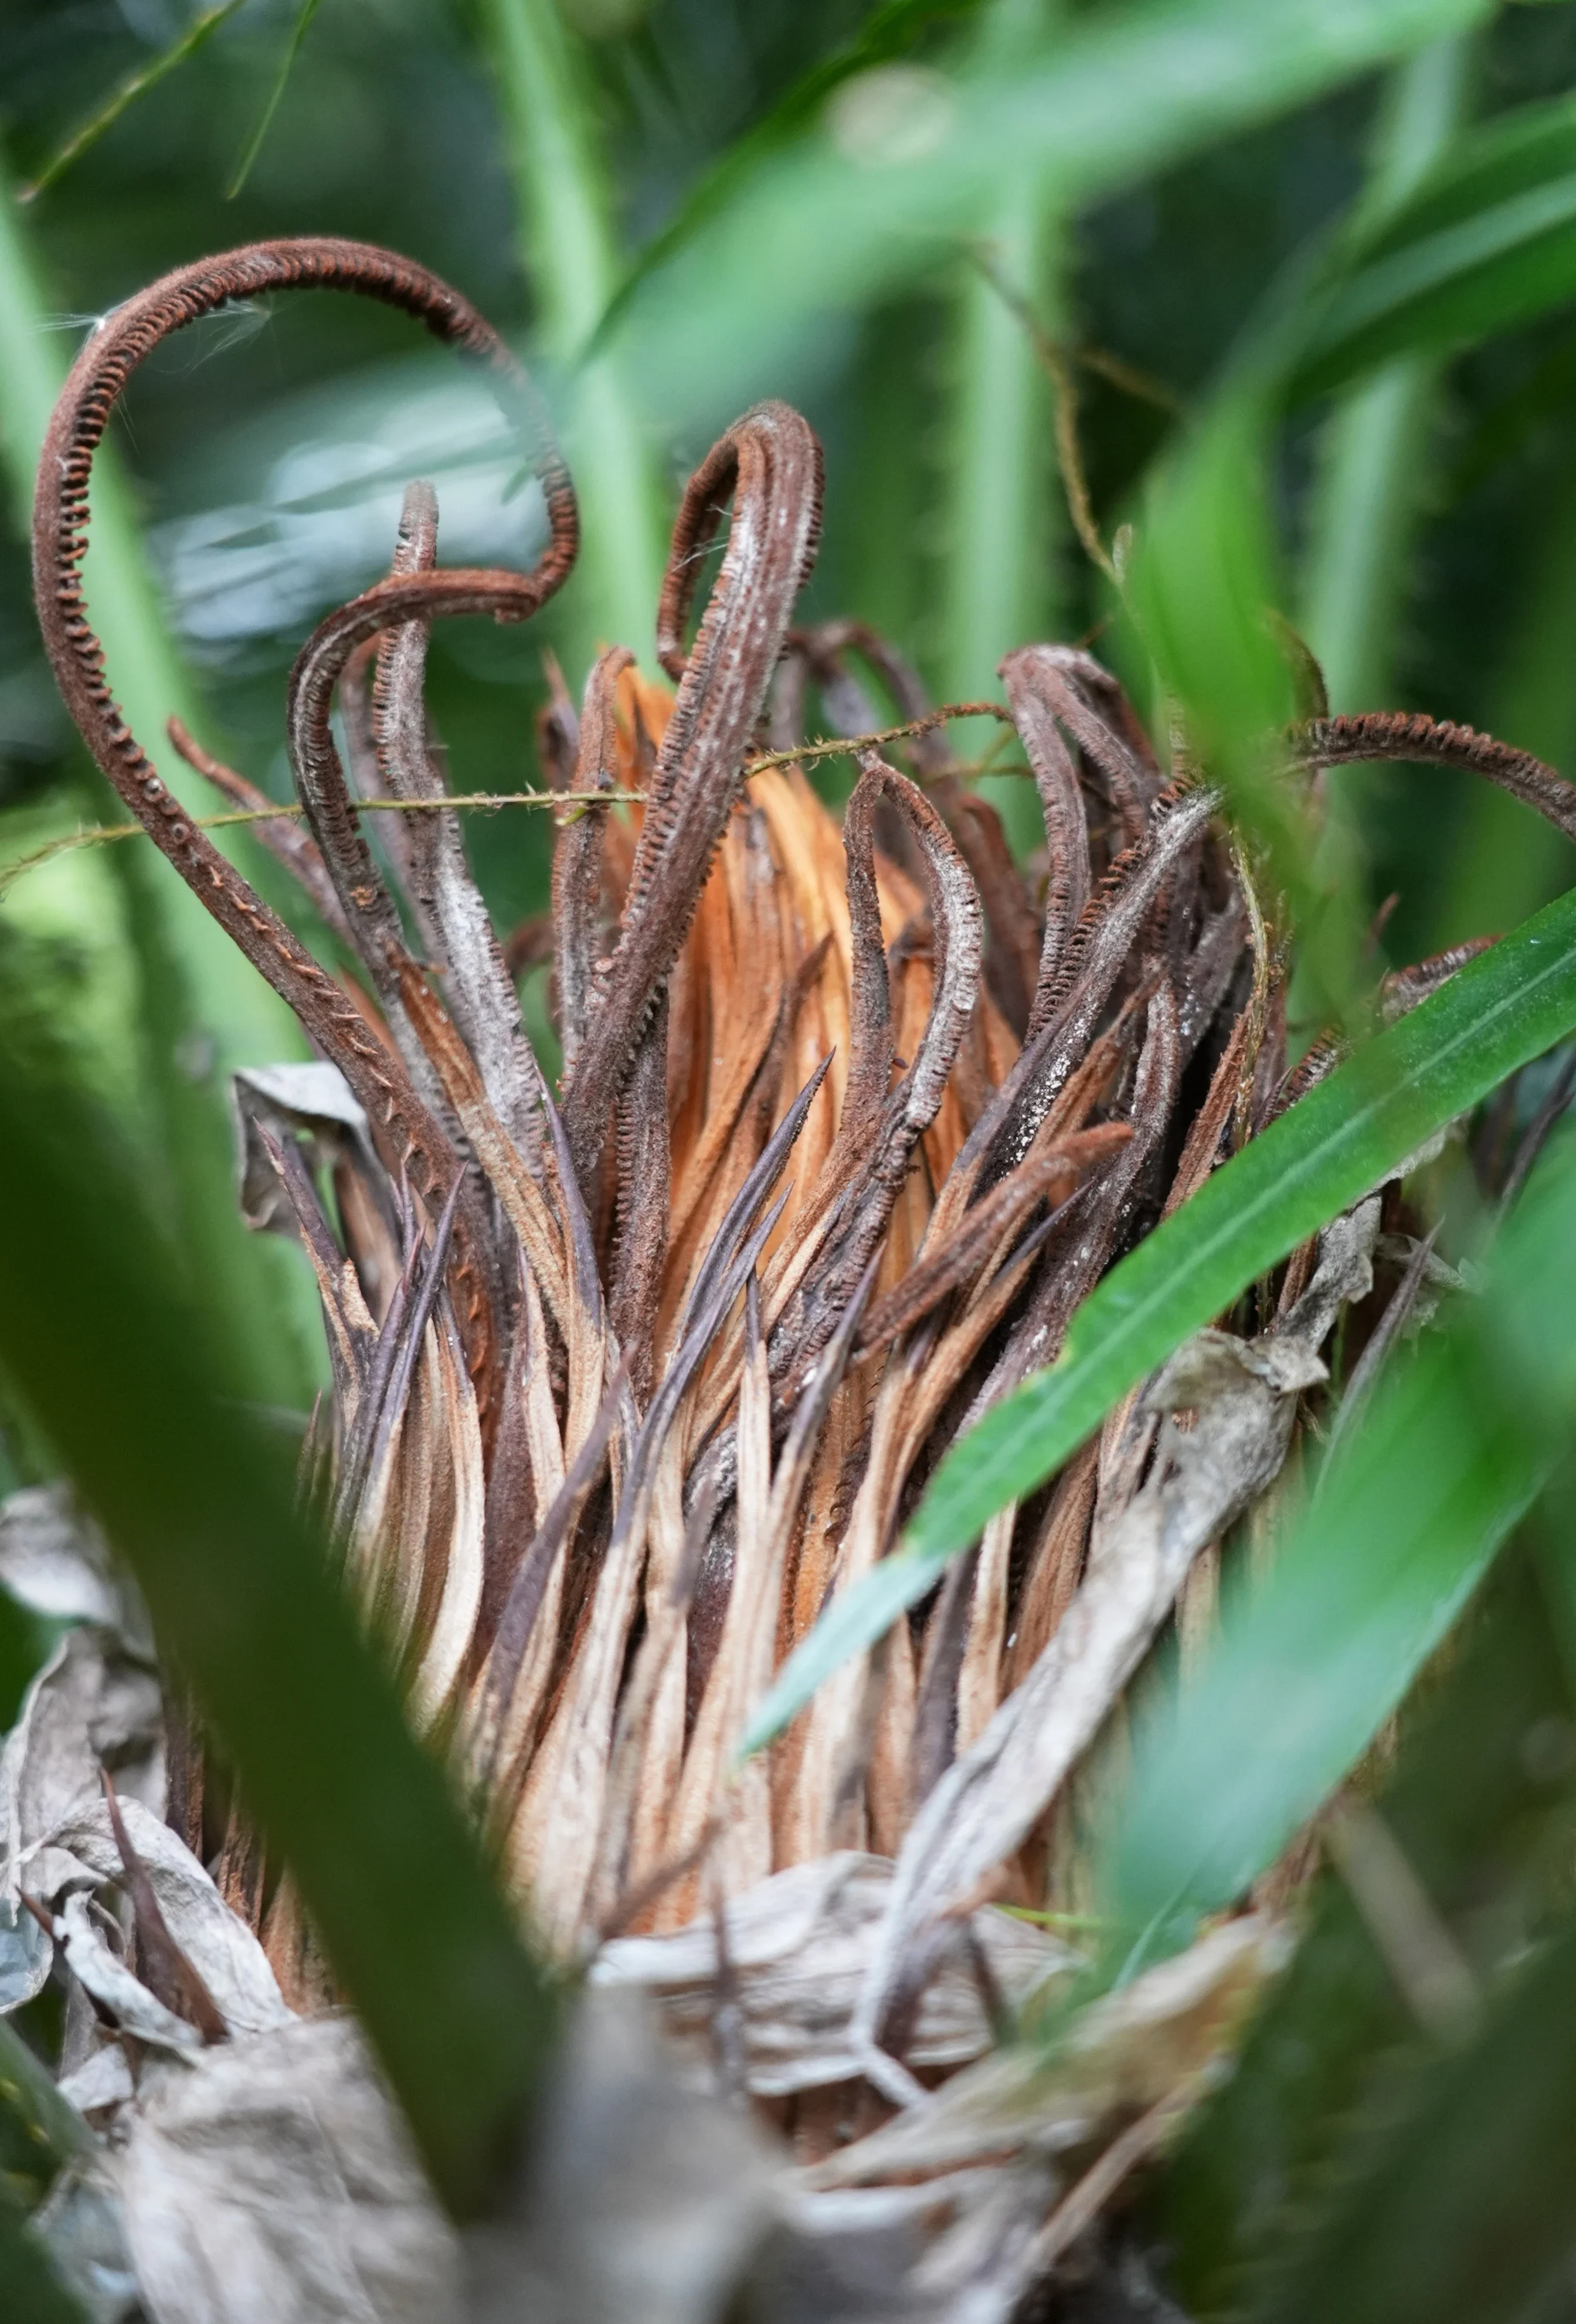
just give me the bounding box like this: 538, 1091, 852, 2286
33, 238, 1576, 2129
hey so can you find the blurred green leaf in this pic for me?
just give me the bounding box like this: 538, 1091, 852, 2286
18, 1, 246, 203
591, 0, 988, 356
936, 22, 1064, 854
612, 0, 1490, 427
1126, 395, 1368, 1029
0, 1004, 559, 2219
1103, 1312, 1541, 1962
0, 1584, 58, 1732
1128, 397, 1295, 773
1254, 1901, 1576, 2324
1432, 450, 1576, 947
0, 2195, 86, 2324
1292, 91, 1576, 399
742, 881, 1576, 1755
1157, 1545, 1576, 2315
1298, 36, 1472, 715
0, 2014, 87, 2205
481, 0, 665, 669
226, 0, 325, 201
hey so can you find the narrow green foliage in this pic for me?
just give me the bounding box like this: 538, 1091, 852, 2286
0, 2197, 87, 2324
481, 0, 664, 668
0, 1585, 59, 1733
1299, 36, 1471, 715
611, 0, 1490, 429
1435, 459, 1576, 942
742, 884, 1576, 1755
0, 2014, 87, 2203
1157, 1551, 1576, 2318
226, 0, 326, 200
590, 0, 991, 356
938, 199, 1061, 856
0, 1014, 559, 2220
18, 2, 246, 203
0, 144, 318, 1411
1291, 90, 1576, 400
1254, 1911, 1576, 2323
1101, 1123, 1576, 1955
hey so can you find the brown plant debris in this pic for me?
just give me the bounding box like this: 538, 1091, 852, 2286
21, 238, 1576, 2320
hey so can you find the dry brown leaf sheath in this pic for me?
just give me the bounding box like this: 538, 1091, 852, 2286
36, 238, 1576, 2117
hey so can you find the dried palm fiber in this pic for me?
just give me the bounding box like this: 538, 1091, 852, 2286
35, 239, 1576, 2150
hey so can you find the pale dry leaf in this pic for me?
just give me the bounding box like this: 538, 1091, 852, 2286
116, 2014, 461, 2324
1, 1625, 162, 1917
58, 2041, 137, 2117
0, 1483, 142, 1639
56, 1890, 203, 2059
592, 1853, 1074, 2098
812, 1915, 1288, 2189
50, 1795, 292, 2039
850, 1205, 1378, 2081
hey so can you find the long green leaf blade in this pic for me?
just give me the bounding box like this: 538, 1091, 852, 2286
480, 0, 665, 666
1290, 92, 1576, 397
1258, 1905, 1576, 2324
590, 0, 989, 357
1105, 1336, 1536, 1957
0, 2198, 87, 2324
0, 140, 319, 1411
226, 0, 325, 200
741, 881, 1576, 1756
19, 1, 246, 203
1298, 35, 1471, 712
613, 0, 1489, 427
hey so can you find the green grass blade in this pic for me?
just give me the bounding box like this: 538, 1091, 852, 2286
0, 141, 306, 1068
1255, 1904, 1576, 2324
610, 0, 1489, 429
0, 2016, 88, 2201
1299, 37, 1471, 713
480, 0, 664, 669
934, 3, 1064, 858
18, 1, 246, 203
935, 199, 1061, 855
1103, 1122, 1576, 1957
1432, 458, 1576, 943
589, 0, 990, 358
1105, 1336, 1536, 1958
1290, 91, 1576, 399
0, 1011, 559, 2218
741, 882, 1576, 1756
0, 2197, 87, 2324
1156, 1547, 1576, 2313
225, 0, 325, 200
1123, 392, 1367, 1026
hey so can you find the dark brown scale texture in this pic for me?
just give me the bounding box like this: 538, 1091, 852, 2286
553, 647, 629, 1078
43, 244, 1574, 2132
561, 403, 824, 1195
167, 716, 353, 952
31, 239, 584, 1411
610, 994, 672, 1404
999, 645, 1092, 1025
1293, 711, 1576, 844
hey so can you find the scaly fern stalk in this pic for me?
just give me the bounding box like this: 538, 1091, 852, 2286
0, 154, 317, 1405
481, 0, 665, 672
